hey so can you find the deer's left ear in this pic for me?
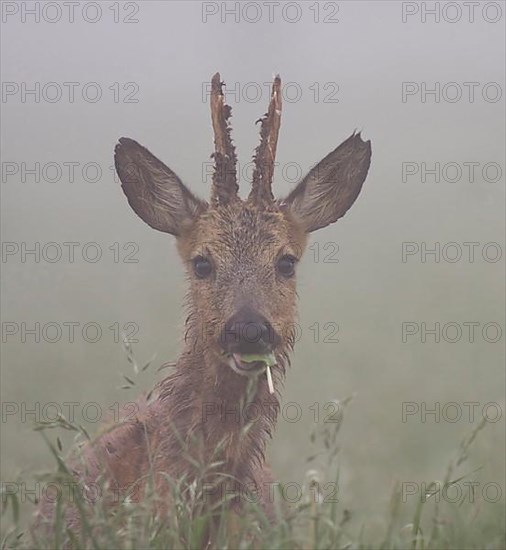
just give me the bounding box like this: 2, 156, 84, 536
280, 132, 371, 233
115, 138, 206, 236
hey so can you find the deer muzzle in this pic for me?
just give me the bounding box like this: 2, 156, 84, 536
219, 307, 280, 374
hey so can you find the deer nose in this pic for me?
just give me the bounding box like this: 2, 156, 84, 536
220, 308, 278, 354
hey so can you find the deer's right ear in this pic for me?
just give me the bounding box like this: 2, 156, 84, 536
115, 138, 206, 236
280, 132, 371, 233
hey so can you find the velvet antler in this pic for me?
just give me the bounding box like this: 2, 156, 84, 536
210, 72, 238, 205
249, 75, 282, 204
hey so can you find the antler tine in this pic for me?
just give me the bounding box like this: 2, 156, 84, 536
210, 72, 238, 206
249, 75, 282, 204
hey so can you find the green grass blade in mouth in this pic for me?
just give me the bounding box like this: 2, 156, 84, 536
237, 352, 276, 366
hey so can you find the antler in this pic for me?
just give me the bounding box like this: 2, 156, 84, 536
210, 72, 238, 206
249, 75, 282, 204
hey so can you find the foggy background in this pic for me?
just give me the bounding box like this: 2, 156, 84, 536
1, 0, 505, 536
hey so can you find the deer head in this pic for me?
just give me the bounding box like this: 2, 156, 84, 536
114, 73, 371, 389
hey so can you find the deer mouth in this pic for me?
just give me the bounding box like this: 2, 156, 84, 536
229, 353, 264, 373
225, 352, 277, 394
227, 352, 275, 374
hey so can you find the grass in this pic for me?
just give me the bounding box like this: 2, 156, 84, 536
1, 345, 504, 549
2, 409, 504, 549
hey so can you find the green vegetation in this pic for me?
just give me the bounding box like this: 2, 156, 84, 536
1, 368, 504, 549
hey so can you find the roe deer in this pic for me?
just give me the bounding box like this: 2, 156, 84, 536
33, 73, 371, 546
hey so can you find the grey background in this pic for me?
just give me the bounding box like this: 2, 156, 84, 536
1, 0, 505, 531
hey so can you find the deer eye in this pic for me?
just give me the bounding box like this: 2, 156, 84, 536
277, 255, 297, 278
193, 256, 212, 278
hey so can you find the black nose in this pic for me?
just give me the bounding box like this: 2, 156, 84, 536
220, 307, 278, 354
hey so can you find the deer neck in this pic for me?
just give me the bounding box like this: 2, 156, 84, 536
157, 314, 283, 483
